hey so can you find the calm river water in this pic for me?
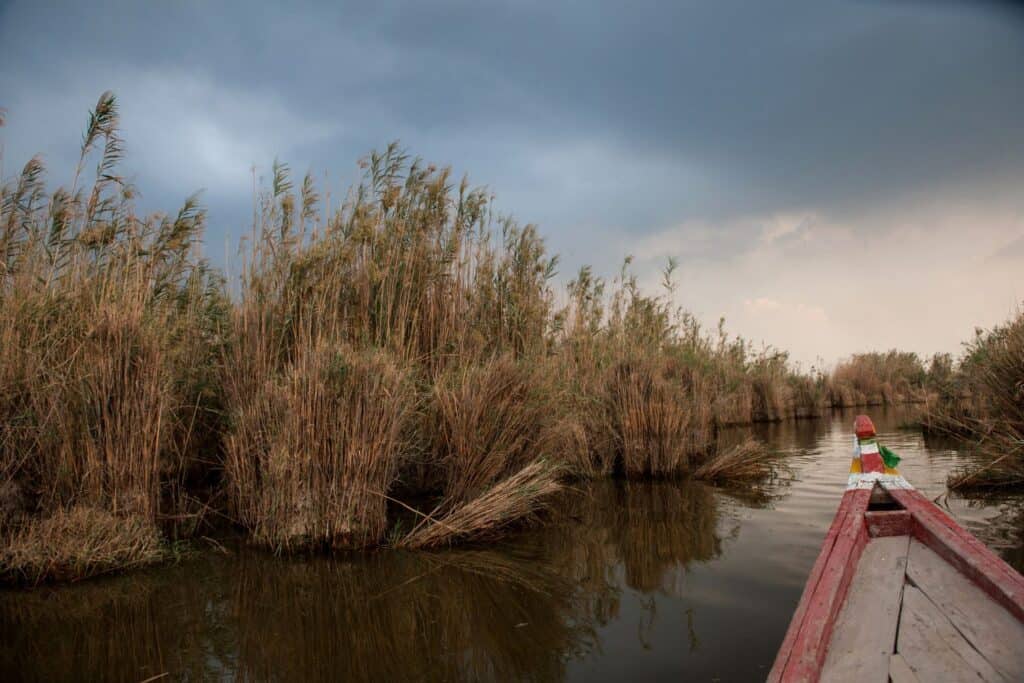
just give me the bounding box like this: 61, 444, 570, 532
3, 407, 1023, 681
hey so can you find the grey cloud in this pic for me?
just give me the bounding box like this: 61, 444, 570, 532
1, 0, 1023, 275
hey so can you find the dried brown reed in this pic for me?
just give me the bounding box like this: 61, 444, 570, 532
221, 145, 566, 550
224, 343, 414, 550
430, 356, 563, 504
397, 460, 564, 549
1, 92, 849, 577
693, 437, 775, 482
601, 355, 711, 477
828, 350, 927, 407
557, 262, 801, 477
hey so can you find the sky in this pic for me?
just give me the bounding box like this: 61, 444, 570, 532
1, 0, 1022, 366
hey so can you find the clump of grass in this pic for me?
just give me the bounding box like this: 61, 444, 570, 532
693, 438, 775, 483
393, 355, 570, 549
602, 355, 710, 477
1, 506, 165, 584
224, 343, 414, 550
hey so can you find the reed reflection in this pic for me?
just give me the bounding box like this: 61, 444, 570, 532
0, 556, 236, 681
0, 479, 734, 681
231, 548, 588, 681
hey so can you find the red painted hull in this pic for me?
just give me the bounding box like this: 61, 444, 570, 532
769, 464, 1024, 681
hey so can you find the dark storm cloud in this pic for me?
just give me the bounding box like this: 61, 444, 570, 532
1, 0, 1022, 268
361, 1, 1024, 218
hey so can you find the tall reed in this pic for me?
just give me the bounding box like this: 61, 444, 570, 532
222, 146, 566, 549
1, 93, 224, 581
933, 309, 1024, 489
2, 92, 840, 579
827, 350, 928, 406
224, 342, 414, 549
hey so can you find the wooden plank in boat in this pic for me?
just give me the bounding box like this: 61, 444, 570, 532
865, 510, 911, 538
888, 653, 919, 682
907, 539, 1024, 681
891, 488, 1024, 622
821, 535, 910, 682
897, 585, 1004, 682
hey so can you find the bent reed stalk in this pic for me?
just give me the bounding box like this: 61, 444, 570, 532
0, 92, 940, 582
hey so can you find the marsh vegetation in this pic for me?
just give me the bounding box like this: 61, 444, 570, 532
0, 93, 1000, 583
922, 309, 1024, 490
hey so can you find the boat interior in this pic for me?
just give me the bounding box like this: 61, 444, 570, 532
822, 484, 1024, 682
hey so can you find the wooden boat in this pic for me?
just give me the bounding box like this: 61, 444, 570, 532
769, 415, 1024, 682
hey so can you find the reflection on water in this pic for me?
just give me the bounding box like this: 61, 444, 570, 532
2, 408, 1022, 681
232, 549, 580, 681
1, 481, 722, 682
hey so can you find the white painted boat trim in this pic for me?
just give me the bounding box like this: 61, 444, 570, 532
846, 472, 914, 490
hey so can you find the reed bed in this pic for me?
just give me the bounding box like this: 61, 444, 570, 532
0, 93, 224, 582
928, 309, 1024, 490
219, 143, 566, 551
3, 91, 953, 582
600, 355, 712, 477
429, 356, 564, 506
826, 350, 929, 407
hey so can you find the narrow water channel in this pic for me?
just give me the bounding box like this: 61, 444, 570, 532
3, 408, 1022, 681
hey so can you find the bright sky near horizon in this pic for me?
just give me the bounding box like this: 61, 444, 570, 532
1, 1, 1022, 366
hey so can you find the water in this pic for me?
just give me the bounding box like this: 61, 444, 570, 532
3, 408, 1023, 681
